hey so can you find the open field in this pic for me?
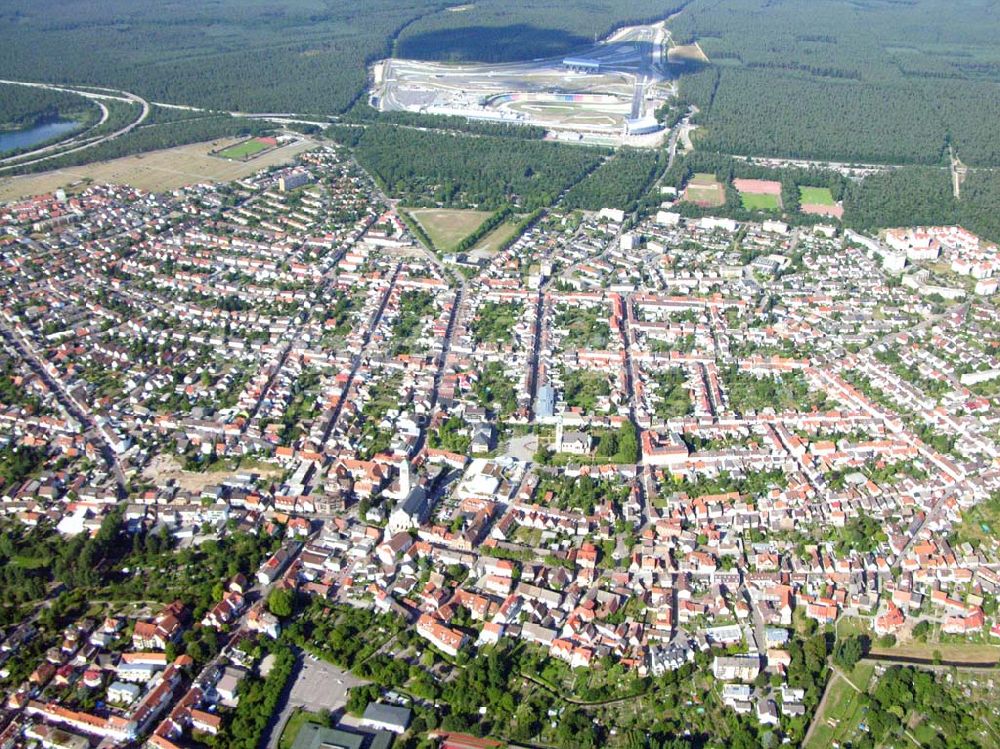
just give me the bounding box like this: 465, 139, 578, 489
215, 137, 273, 160
471, 220, 521, 256
141, 454, 284, 494
805, 662, 875, 749
668, 43, 709, 63
740, 192, 780, 211
682, 172, 725, 207
409, 208, 491, 250
869, 640, 1000, 663
799, 186, 836, 205
0, 137, 313, 201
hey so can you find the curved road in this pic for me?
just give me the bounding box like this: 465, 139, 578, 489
0, 79, 151, 171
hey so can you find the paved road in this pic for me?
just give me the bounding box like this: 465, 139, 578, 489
0, 80, 151, 172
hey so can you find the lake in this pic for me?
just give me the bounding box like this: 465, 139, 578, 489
0, 119, 81, 155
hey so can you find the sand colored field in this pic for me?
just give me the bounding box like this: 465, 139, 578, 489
668, 43, 709, 63
0, 137, 314, 201
802, 202, 844, 219
733, 178, 782, 195
683, 172, 725, 207
142, 454, 283, 494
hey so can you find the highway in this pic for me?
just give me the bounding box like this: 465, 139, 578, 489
0, 80, 151, 172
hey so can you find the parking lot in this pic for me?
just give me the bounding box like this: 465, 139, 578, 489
291, 654, 367, 712
265, 651, 369, 749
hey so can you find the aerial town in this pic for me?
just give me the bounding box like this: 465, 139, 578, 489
1, 142, 999, 749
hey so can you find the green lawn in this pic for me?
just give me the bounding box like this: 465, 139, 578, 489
278, 709, 329, 749
409, 208, 491, 251
472, 220, 520, 254
799, 186, 836, 205
689, 172, 718, 186
217, 138, 270, 160
739, 192, 781, 211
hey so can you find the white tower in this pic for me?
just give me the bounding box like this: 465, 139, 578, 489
399, 459, 412, 497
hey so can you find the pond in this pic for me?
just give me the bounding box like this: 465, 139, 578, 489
0, 119, 81, 155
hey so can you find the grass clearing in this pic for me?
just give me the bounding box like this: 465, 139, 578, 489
408, 207, 492, 251
950, 492, 1000, 551
740, 192, 780, 211
869, 640, 1000, 663
0, 138, 312, 200
470, 220, 520, 255
668, 43, 710, 63
216, 137, 272, 160
799, 186, 836, 205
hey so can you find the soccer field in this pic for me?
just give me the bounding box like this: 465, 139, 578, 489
740, 192, 781, 211
217, 138, 271, 160
799, 186, 836, 205
683, 173, 726, 207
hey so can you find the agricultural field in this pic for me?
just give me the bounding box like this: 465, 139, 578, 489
682, 172, 725, 207
215, 137, 274, 160
409, 208, 492, 251
0, 137, 312, 201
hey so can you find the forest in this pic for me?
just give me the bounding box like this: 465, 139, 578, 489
672, 0, 1000, 166
0, 85, 98, 132
335, 123, 607, 210
562, 148, 663, 213
394, 0, 690, 62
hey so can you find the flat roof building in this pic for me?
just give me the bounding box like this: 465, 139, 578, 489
563, 57, 601, 72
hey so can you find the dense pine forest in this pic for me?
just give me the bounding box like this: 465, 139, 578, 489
333, 124, 608, 210
673, 0, 1000, 166
562, 149, 664, 213
394, 0, 690, 62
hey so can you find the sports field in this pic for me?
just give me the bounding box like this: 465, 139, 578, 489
0, 137, 312, 201
216, 137, 272, 160
683, 172, 726, 207
409, 208, 492, 251
799, 186, 836, 205
740, 192, 780, 211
